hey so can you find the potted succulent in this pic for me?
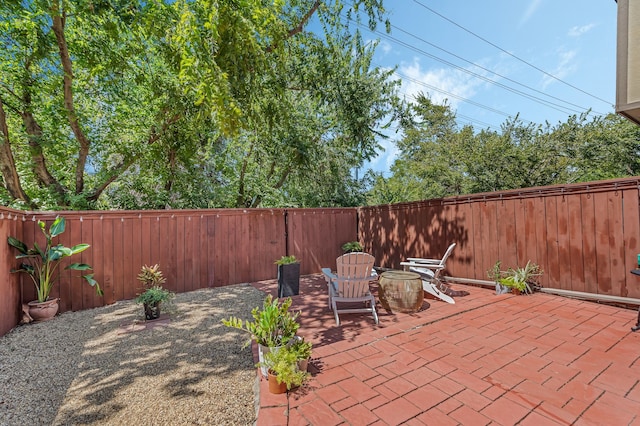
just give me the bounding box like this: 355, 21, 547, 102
135, 264, 173, 320
7, 216, 102, 322
490, 260, 542, 295
260, 343, 310, 394
222, 294, 300, 377
275, 255, 300, 297
341, 241, 363, 253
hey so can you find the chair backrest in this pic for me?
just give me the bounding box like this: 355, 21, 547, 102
439, 243, 456, 267
335, 252, 375, 298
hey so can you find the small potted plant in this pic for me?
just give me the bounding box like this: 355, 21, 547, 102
135, 264, 173, 320
7, 216, 102, 322
222, 294, 300, 377
488, 261, 509, 295
491, 260, 542, 295
341, 241, 363, 253
275, 255, 300, 297
260, 344, 310, 394
290, 336, 313, 372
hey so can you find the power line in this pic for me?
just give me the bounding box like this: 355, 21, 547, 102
388, 23, 607, 116
411, 0, 613, 106
366, 26, 590, 117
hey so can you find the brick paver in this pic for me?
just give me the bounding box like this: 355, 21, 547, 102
251, 274, 640, 425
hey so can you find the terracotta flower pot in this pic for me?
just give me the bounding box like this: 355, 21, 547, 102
28, 298, 60, 322
268, 370, 288, 394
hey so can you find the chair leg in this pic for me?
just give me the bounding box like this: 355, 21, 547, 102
331, 300, 340, 325
371, 299, 379, 324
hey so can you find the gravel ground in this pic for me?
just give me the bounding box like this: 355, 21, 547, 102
0, 284, 266, 426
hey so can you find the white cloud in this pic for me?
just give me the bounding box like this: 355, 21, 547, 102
397, 58, 486, 110
519, 0, 543, 28
379, 40, 392, 56
568, 23, 596, 37
541, 49, 577, 89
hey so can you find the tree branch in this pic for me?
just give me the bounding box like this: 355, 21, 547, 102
86, 113, 182, 202
266, 0, 320, 53
51, 3, 90, 195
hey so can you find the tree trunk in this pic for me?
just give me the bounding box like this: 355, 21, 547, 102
0, 100, 30, 204
51, 4, 90, 195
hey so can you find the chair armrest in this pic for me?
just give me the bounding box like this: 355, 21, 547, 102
407, 257, 441, 264
321, 268, 337, 281
400, 261, 445, 270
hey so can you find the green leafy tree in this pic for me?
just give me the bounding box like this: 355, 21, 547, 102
1, 0, 396, 210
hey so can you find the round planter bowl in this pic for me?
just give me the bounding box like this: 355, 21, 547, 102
28, 298, 60, 322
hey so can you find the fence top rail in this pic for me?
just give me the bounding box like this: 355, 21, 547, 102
360, 176, 640, 211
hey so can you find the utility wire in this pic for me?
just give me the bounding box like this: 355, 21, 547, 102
366, 26, 587, 117
389, 23, 607, 116
412, 0, 613, 106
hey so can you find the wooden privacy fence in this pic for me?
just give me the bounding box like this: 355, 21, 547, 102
0, 207, 357, 336
3, 176, 640, 337
360, 177, 640, 300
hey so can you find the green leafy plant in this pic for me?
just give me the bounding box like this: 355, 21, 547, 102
341, 241, 363, 253
497, 261, 543, 294
222, 294, 300, 347
7, 216, 102, 303
487, 260, 503, 283
290, 336, 312, 361
137, 264, 166, 287
261, 344, 310, 390
275, 255, 299, 266
135, 285, 174, 305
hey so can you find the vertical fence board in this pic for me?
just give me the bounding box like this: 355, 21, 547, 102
206, 215, 216, 287
556, 196, 572, 290
124, 218, 137, 300
95, 218, 111, 307
469, 202, 482, 279
176, 216, 186, 293
112, 218, 124, 302
607, 191, 626, 296
497, 199, 517, 270
567, 194, 586, 292
544, 197, 560, 289
580, 193, 598, 294
593, 192, 612, 294
186, 215, 197, 291
65, 218, 82, 312
213, 215, 228, 286
623, 188, 640, 297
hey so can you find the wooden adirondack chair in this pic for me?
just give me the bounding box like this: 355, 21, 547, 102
400, 243, 458, 304
321, 252, 379, 326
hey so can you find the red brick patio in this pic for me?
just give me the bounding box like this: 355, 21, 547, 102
250, 275, 640, 425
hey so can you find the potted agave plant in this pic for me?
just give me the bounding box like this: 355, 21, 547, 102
7, 216, 102, 322
135, 264, 173, 320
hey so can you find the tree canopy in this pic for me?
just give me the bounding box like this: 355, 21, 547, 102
366, 94, 640, 205
0, 0, 397, 210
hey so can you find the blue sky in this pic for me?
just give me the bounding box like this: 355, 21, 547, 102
359, 0, 618, 175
